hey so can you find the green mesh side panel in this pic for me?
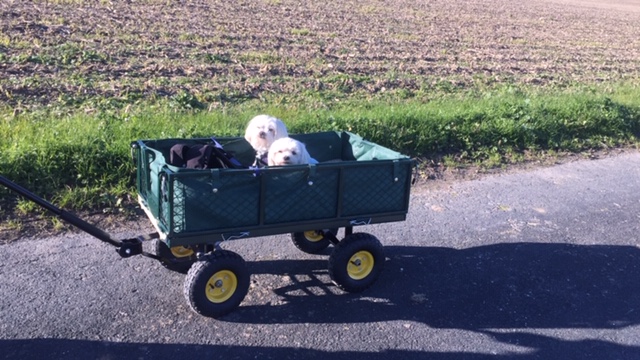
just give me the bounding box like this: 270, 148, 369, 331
263, 167, 339, 224
146, 153, 166, 220
136, 131, 413, 236
160, 171, 260, 234
342, 162, 410, 216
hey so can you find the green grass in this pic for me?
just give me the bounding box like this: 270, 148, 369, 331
1, 82, 639, 214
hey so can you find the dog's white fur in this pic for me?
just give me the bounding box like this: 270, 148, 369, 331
268, 137, 314, 166
244, 114, 288, 154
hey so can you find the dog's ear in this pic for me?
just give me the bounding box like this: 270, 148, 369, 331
244, 117, 256, 144
274, 119, 288, 139
267, 149, 276, 166
267, 140, 277, 166
299, 142, 311, 164
244, 129, 255, 145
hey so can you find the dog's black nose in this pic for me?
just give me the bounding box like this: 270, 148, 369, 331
283, 156, 290, 161
259, 131, 266, 139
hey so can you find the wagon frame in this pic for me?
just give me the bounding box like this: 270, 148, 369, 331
1, 131, 415, 318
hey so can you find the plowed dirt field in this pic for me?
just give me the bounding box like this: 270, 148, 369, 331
1, 0, 638, 109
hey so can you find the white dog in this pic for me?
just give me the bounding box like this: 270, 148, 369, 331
244, 114, 288, 167
268, 137, 317, 166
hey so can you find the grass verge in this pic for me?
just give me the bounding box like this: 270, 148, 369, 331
1, 83, 639, 216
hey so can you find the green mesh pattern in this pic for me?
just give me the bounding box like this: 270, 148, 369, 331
145, 162, 163, 220
263, 167, 339, 224
136, 132, 413, 237
161, 172, 260, 234
342, 162, 409, 216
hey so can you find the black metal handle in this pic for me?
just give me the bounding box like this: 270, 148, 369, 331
0, 175, 138, 255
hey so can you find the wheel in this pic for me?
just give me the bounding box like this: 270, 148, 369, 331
183, 250, 250, 318
290, 228, 338, 254
328, 233, 385, 292
155, 239, 196, 274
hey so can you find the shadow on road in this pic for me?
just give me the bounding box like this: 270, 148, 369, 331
2, 334, 639, 360
236, 242, 640, 329
3, 243, 639, 359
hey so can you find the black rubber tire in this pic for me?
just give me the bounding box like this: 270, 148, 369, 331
290, 228, 338, 254
328, 233, 385, 293
155, 240, 196, 274
183, 250, 250, 318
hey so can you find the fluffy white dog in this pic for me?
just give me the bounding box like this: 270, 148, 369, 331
244, 114, 288, 167
268, 137, 317, 166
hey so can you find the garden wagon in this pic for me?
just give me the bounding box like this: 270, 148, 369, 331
1, 131, 415, 318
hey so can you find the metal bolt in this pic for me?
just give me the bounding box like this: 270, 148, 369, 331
212, 188, 218, 193
308, 181, 314, 186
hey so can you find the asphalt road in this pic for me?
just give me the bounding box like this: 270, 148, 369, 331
1, 151, 640, 359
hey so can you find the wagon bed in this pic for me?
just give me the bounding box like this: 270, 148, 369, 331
132, 131, 414, 247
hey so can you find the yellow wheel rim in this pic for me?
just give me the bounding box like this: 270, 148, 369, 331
170, 246, 194, 258
347, 251, 374, 280
205, 270, 238, 303
303, 230, 324, 242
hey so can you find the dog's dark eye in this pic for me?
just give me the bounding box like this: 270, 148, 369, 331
268, 128, 275, 133
291, 151, 297, 155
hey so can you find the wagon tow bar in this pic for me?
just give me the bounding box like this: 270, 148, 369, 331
1, 175, 160, 259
